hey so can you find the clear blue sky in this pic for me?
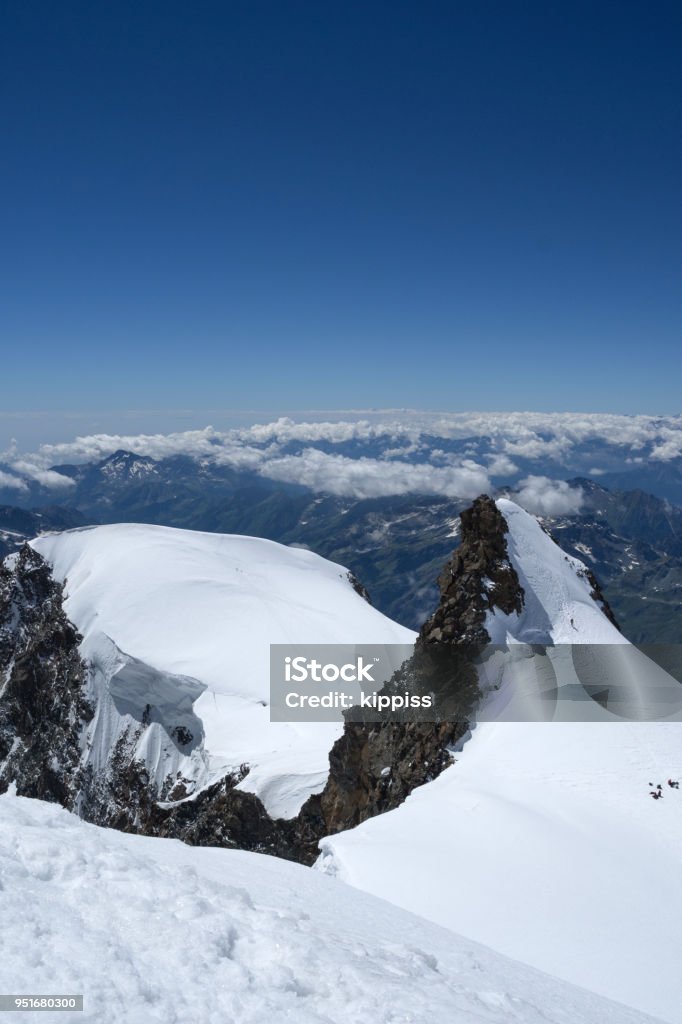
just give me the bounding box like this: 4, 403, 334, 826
2, 0, 680, 417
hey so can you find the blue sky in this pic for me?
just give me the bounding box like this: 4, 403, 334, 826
2, 0, 680, 419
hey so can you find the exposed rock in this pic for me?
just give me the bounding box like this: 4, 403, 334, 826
150, 775, 295, 857
421, 494, 524, 645
582, 568, 621, 630
347, 570, 372, 604
0, 545, 93, 804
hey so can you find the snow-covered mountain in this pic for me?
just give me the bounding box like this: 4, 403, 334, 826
30, 523, 413, 820
0, 790, 665, 1024
2, 495, 680, 1022
316, 498, 682, 1024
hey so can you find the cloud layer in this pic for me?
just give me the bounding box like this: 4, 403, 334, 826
260, 450, 491, 499
2, 412, 681, 502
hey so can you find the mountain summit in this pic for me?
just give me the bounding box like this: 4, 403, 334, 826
420, 494, 525, 645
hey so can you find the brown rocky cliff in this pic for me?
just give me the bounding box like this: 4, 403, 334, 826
420, 495, 524, 645
295, 494, 525, 859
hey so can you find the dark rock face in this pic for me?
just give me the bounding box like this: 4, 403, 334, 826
302, 720, 459, 844
76, 728, 161, 834
0, 545, 93, 804
421, 495, 524, 645
347, 571, 372, 604
151, 775, 296, 857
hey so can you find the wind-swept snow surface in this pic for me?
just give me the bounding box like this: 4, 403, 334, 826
33, 524, 414, 817
318, 721, 682, 1024
486, 498, 624, 645
318, 501, 682, 1024
0, 793, 663, 1024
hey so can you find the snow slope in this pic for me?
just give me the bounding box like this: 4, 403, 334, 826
0, 791, 663, 1024
487, 498, 625, 645
318, 501, 682, 1024
479, 501, 682, 722
32, 524, 414, 817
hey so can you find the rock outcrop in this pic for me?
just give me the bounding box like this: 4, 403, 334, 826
421, 495, 524, 645
0, 545, 93, 804
294, 495, 522, 853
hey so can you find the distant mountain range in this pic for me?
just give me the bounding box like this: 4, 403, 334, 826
1, 448, 680, 642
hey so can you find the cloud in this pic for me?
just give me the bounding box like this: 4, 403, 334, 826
9, 460, 76, 489
242, 417, 404, 446
0, 470, 29, 493
35, 428, 228, 466
242, 412, 682, 462
501, 435, 570, 460
650, 435, 682, 461
259, 449, 491, 499
512, 476, 584, 516
487, 454, 519, 476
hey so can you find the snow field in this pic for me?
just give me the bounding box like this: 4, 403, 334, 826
0, 793, 663, 1024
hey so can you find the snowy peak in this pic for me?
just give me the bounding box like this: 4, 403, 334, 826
96, 449, 159, 480
490, 498, 622, 644
419, 494, 621, 647
28, 523, 413, 824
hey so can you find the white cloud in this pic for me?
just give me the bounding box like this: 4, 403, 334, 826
501, 434, 571, 461
0, 470, 29, 493
487, 454, 519, 477
12, 412, 682, 467
36, 428, 228, 466
9, 461, 75, 490
259, 449, 491, 499
242, 417, 403, 446
649, 434, 682, 461
512, 476, 584, 516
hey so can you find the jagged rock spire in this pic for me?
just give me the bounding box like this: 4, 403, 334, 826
419, 495, 524, 646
